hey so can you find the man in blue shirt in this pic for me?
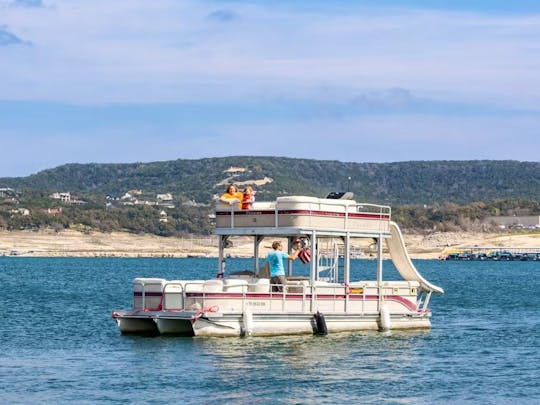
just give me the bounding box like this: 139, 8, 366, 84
266, 240, 300, 292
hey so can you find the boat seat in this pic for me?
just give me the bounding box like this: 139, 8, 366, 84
162, 281, 184, 310
223, 279, 248, 292
248, 278, 270, 292
312, 280, 345, 295
286, 279, 309, 294
133, 277, 166, 287
203, 279, 223, 292
251, 201, 275, 210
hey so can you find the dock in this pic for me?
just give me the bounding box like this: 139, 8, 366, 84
441, 246, 540, 261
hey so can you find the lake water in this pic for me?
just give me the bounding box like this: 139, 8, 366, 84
0, 257, 538, 404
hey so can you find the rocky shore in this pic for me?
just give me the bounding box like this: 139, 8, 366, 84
1, 229, 539, 259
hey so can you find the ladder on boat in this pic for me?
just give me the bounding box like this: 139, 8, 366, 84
317, 240, 340, 282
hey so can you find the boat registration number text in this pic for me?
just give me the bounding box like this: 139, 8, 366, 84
246, 301, 267, 307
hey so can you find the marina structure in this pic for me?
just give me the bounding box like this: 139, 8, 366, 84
441, 246, 540, 261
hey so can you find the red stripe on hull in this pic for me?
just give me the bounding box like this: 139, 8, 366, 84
184, 292, 416, 311
216, 209, 389, 220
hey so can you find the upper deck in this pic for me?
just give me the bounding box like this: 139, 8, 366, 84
215, 196, 391, 237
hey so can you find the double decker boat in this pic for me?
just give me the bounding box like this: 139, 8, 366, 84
112, 195, 443, 337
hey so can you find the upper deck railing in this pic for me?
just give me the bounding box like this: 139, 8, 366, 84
215, 196, 391, 234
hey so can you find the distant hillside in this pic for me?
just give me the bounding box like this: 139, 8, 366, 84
1, 157, 538, 205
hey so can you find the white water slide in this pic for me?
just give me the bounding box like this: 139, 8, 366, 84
386, 221, 444, 294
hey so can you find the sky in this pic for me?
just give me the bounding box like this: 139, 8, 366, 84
0, 0, 539, 177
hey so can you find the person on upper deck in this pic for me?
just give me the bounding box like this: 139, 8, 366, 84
265, 241, 300, 292
219, 184, 243, 206
241, 186, 256, 210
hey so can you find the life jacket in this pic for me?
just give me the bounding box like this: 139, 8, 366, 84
241, 192, 254, 209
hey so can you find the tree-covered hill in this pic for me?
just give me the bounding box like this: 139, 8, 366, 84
1, 157, 538, 236
1, 157, 538, 205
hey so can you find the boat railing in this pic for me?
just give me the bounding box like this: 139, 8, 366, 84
133, 280, 165, 311
215, 197, 391, 232
160, 279, 421, 314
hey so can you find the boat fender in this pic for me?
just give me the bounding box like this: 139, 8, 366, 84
379, 305, 391, 331
314, 311, 328, 335
241, 308, 253, 337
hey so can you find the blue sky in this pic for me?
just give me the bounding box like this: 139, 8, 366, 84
0, 0, 539, 177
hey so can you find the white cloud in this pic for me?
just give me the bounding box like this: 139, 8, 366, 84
209, 113, 540, 161
0, 0, 539, 109
0, 24, 31, 45
0, 1, 538, 177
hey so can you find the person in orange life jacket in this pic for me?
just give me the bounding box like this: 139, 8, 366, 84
265, 241, 300, 292
241, 186, 256, 209
219, 184, 243, 207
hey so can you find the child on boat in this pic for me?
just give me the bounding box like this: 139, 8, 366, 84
241, 186, 256, 209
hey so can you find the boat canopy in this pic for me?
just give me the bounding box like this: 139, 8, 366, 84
215, 195, 443, 294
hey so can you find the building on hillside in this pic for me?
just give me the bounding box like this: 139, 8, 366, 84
181, 200, 197, 207
156, 193, 173, 201
121, 190, 143, 200
0, 188, 18, 198
485, 215, 540, 229
44, 207, 62, 215
157, 193, 175, 208
50, 192, 71, 202
49, 192, 85, 205
10, 208, 30, 216
133, 199, 156, 206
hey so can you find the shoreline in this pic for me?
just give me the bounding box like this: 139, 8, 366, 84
1, 229, 539, 259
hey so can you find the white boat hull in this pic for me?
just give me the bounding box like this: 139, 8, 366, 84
112, 310, 160, 335
153, 311, 431, 337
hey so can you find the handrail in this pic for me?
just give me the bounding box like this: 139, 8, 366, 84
175, 280, 423, 317
355, 203, 391, 216
215, 198, 392, 231
133, 281, 164, 310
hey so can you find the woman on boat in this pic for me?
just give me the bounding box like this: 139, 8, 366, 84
265, 241, 300, 292
219, 184, 243, 206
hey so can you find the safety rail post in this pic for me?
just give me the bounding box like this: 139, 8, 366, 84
241, 287, 247, 313
333, 286, 337, 312
302, 285, 307, 312
377, 230, 384, 312
132, 281, 144, 309
229, 204, 235, 228
361, 285, 366, 315
310, 230, 318, 313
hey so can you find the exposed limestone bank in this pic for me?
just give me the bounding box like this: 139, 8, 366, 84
0, 230, 539, 259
